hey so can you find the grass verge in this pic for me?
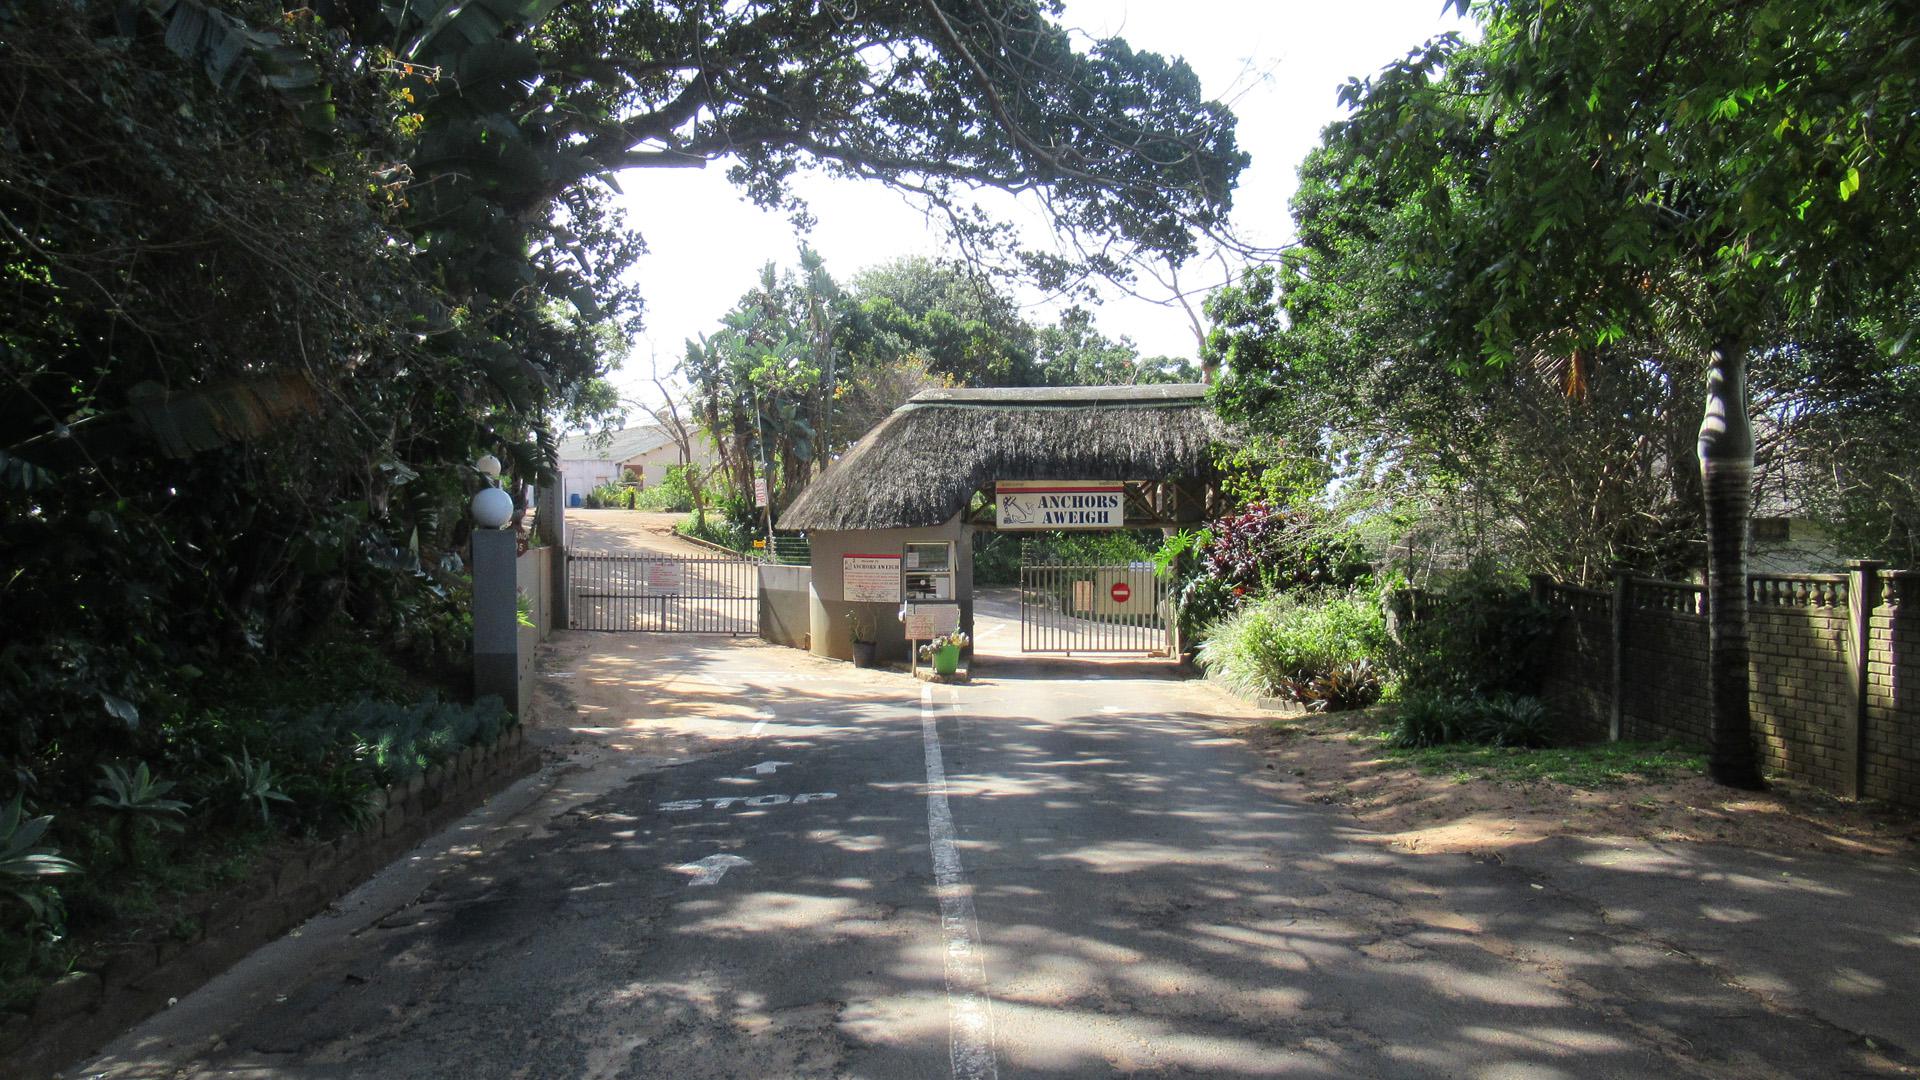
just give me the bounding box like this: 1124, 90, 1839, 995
1383, 740, 1707, 787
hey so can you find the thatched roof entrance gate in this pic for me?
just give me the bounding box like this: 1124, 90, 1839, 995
778, 384, 1228, 532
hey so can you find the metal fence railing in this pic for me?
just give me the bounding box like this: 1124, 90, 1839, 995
767, 534, 811, 565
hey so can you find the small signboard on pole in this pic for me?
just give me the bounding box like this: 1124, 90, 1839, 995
753, 476, 769, 508
903, 602, 960, 678
903, 603, 959, 640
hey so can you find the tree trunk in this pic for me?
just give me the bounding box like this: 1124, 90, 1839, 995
1697, 337, 1764, 789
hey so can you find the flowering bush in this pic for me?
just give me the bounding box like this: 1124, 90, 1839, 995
1159, 506, 1364, 640
1201, 504, 1361, 597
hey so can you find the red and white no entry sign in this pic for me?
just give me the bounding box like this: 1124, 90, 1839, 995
1110, 581, 1131, 604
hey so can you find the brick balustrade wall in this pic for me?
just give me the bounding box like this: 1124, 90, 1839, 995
1748, 578, 1854, 794
1536, 566, 1917, 807
1536, 584, 1613, 744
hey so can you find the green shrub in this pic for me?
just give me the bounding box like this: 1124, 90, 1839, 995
677, 514, 753, 553
306, 695, 512, 786
1175, 574, 1238, 640
1289, 658, 1384, 713
633, 464, 697, 512
87, 762, 188, 867
0, 795, 79, 942
1045, 530, 1161, 565
1198, 504, 1365, 597
1477, 693, 1554, 747
971, 531, 1022, 585
1391, 568, 1558, 697
676, 481, 764, 551
215, 749, 294, 828
1388, 690, 1480, 748
1388, 691, 1554, 749
588, 481, 632, 509
1197, 592, 1387, 702
973, 530, 1163, 586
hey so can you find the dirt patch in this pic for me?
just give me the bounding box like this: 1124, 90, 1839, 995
1240, 710, 1920, 860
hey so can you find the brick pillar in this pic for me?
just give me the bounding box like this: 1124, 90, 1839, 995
1845, 560, 1886, 798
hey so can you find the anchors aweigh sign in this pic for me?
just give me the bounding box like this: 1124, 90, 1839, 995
995, 480, 1124, 530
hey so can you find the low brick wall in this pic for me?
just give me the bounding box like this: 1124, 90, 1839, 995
3, 726, 539, 1080
1537, 585, 1613, 744
1620, 599, 1710, 748
759, 563, 812, 649
1538, 568, 1918, 807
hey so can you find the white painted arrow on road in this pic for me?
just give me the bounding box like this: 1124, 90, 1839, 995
676, 854, 751, 887
745, 760, 792, 775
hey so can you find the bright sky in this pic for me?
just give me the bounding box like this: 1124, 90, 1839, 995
607, 1, 1469, 406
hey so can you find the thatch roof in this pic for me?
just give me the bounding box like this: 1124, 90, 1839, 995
779, 384, 1227, 531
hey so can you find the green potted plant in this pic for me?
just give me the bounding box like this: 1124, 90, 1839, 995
919, 630, 970, 676
847, 609, 877, 668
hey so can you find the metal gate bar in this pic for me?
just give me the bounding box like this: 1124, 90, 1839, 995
1018, 563, 1169, 654
568, 552, 758, 634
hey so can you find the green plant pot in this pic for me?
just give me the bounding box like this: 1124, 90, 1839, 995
933, 644, 960, 676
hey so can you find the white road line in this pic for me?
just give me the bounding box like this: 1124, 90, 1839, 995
920, 684, 1000, 1080
749, 710, 771, 736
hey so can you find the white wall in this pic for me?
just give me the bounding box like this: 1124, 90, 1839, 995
622, 436, 720, 488
558, 457, 618, 506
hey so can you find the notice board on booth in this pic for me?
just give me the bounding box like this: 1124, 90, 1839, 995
843, 554, 902, 603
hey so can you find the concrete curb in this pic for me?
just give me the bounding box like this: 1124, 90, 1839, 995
672, 531, 755, 559
3, 726, 539, 1080
1199, 669, 1303, 715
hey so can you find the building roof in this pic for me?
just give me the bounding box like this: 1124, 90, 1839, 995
556, 425, 675, 464
778, 383, 1227, 531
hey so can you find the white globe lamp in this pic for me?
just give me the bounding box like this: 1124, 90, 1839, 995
471, 486, 513, 529
474, 453, 502, 481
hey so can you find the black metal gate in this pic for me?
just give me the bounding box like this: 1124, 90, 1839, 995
1018, 562, 1170, 654
568, 552, 758, 634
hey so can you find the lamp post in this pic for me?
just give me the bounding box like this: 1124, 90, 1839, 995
471, 486, 512, 530
471, 454, 510, 529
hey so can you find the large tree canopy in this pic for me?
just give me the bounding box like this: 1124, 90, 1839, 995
1, 0, 1248, 790
522, 0, 1249, 264
1230, 0, 1920, 788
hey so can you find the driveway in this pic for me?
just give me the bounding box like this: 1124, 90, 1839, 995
76, 612, 1902, 1077
564, 509, 713, 557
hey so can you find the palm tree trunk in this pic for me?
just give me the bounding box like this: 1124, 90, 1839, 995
1697, 336, 1764, 789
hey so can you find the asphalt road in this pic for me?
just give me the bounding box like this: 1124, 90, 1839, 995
77, 623, 1896, 1079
